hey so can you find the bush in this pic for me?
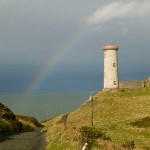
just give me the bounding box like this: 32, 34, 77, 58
79, 126, 111, 140
122, 140, 135, 149
79, 126, 111, 149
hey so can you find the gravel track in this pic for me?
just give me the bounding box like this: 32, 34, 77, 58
0, 128, 46, 150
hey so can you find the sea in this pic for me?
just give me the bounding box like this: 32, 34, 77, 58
0, 91, 91, 121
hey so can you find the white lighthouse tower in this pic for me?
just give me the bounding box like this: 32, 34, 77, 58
102, 45, 119, 90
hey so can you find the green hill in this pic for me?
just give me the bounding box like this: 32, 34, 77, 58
68, 88, 150, 126
45, 88, 150, 150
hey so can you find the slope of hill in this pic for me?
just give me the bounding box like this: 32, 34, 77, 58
0, 103, 43, 135
16, 114, 43, 129
0, 103, 22, 134
45, 88, 150, 150
68, 88, 150, 126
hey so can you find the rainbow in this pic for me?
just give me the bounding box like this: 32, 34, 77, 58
24, 28, 88, 92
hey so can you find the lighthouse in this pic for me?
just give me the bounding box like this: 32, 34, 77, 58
102, 45, 119, 90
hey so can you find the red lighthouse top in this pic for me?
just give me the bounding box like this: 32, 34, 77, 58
103, 45, 118, 50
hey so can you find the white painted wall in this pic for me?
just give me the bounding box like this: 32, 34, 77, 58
104, 49, 119, 90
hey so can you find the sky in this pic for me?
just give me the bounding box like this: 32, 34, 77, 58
0, 0, 150, 92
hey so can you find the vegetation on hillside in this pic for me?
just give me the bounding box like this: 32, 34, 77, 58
68, 88, 150, 127
16, 115, 43, 128
0, 102, 43, 135
0, 103, 22, 134
44, 88, 150, 150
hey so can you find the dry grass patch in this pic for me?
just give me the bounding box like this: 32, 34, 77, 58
16, 115, 43, 128
46, 124, 82, 150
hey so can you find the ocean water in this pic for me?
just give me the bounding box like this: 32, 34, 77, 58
0, 91, 90, 121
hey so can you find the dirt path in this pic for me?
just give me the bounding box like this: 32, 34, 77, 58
0, 128, 46, 150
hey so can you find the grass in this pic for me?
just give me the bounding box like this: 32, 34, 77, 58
0, 102, 22, 134
103, 120, 150, 148
16, 115, 43, 128
68, 88, 150, 127
44, 88, 150, 149
45, 123, 82, 150
0, 119, 13, 134
130, 117, 150, 128
0, 102, 44, 135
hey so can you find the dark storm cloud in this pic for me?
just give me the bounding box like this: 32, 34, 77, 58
0, 0, 150, 91
0, 0, 101, 66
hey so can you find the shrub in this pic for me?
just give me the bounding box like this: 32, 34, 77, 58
79, 126, 111, 140
122, 140, 135, 149
79, 126, 111, 149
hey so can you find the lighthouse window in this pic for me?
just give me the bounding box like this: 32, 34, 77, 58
113, 63, 116, 67
114, 81, 116, 85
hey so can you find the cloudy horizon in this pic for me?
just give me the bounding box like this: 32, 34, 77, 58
0, 0, 150, 92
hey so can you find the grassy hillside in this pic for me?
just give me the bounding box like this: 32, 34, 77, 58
68, 88, 150, 126
45, 88, 150, 150
0, 103, 22, 134
0, 102, 43, 135
16, 115, 43, 129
